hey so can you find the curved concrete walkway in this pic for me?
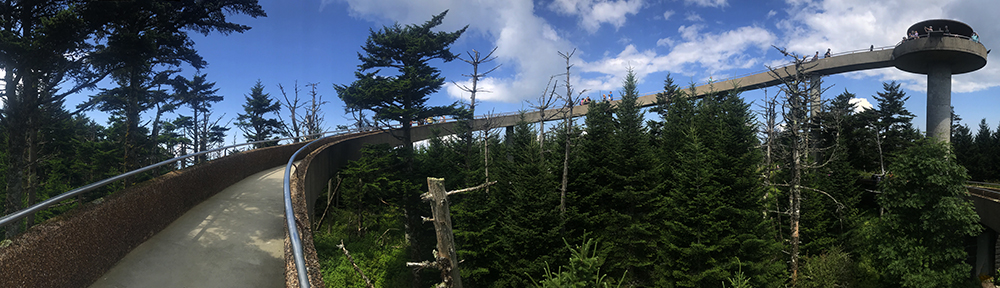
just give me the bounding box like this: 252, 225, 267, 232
90, 165, 289, 288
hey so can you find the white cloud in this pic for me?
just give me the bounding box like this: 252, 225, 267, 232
775, 0, 999, 93
577, 25, 776, 92
663, 10, 675, 20
549, 0, 645, 33
656, 37, 675, 47
335, 0, 998, 108
767, 10, 777, 18
337, 0, 574, 104
685, 12, 704, 22
684, 0, 727, 8
849, 98, 873, 113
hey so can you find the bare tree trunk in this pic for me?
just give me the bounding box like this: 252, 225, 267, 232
557, 49, 577, 217
24, 131, 38, 229
789, 146, 803, 282
338, 240, 375, 288
278, 82, 303, 142
766, 46, 836, 283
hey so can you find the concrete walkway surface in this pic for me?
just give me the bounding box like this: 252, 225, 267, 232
89, 165, 289, 288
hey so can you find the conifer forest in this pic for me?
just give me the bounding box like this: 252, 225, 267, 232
0, 4, 996, 288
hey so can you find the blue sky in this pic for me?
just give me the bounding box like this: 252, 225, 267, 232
64, 0, 1000, 141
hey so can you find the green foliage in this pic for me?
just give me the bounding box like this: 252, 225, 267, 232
532, 238, 623, 288
655, 89, 784, 287
335, 10, 466, 155
460, 117, 565, 287
236, 80, 283, 148
867, 139, 980, 287
966, 119, 1000, 181
314, 208, 411, 288
796, 247, 856, 288
872, 81, 919, 161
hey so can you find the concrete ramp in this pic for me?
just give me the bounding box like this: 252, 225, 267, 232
89, 165, 289, 288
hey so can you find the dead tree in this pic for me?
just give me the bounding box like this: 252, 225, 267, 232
407, 178, 495, 288
555, 49, 578, 217
756, 88, 786, 242
480, 110, 502, 193
338, 240, 375, 288
454, 47, 501, 119
527, 75, 562, 157
454, 48, 501, 182
301, 82, 328, 139
278, 81, 304, 142
766, 46, 843, 283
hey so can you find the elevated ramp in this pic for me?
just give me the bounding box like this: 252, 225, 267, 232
89, 165, 290, 288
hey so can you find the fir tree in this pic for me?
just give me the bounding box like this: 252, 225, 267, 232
335, 11, 466, 163
608, 67, 657, 284
655, 91, 783, 287
236, 80, 283, 148
872, 81, 918, 160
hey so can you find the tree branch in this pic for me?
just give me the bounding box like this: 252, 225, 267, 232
338, 240, 375, 288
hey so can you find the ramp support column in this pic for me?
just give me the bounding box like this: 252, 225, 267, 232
927, 64, 952, 142
975, 228, 997, 280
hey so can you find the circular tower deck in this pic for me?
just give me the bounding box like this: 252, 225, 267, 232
891, 19, 988, 142
893, 18, 987, 74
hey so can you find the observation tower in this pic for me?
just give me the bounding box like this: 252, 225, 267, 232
892, 19, 988, 142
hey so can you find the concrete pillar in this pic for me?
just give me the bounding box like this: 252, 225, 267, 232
975, 228, 997, 279
809, 74, 822, 118
504, 126, 514, 145
926, 64, 952, 142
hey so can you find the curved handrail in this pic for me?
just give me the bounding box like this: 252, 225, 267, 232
284, 134, 343, 288
0, 131, 349, 231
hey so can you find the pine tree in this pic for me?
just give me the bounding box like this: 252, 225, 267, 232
870, 140, 980, 287
173, 73, 227, 163
655, 91, 783, 287
872, 81, 918, 160
797, 90, 861, 255
608, 68, 657, 284
970, 119, 996, 181
236, 80, 283, 148
335, 11, 466, 163
460, 117, 565, 287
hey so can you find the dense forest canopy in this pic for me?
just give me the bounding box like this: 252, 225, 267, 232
315, 12, 993, 288
0, 0, 270, 238
0, 5, 996, 288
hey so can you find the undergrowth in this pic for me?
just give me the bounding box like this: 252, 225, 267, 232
314, 207, 411, 288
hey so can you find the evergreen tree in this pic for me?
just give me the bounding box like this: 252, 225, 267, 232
951, 122, 974, 177
872, 81, 918, 161
335, 11, 466, 162
607, 68, 657, 284
798, 91, 862, 255
236, 80, 282, 148
456, 117, 565, 287
647, 73, 680, 141
173, 72, 227, 163
969, 119, 993, 181
655, 91, 783, 287
869, 140, 980, 287
990, 121, 1000, 181
532, 238, 622, 288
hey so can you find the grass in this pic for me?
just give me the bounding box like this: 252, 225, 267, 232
314, 207, 412, 288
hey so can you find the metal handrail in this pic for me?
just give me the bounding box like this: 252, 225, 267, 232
0, 130, 349, 230
284, 133, 346, 288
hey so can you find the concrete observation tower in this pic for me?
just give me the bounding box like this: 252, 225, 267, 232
892, 19, 988, 142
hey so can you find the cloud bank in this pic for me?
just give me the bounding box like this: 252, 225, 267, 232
332, 0, 998, 105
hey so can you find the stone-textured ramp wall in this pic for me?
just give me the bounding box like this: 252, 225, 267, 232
284, 131, 399, 288
0, 140, 332, 288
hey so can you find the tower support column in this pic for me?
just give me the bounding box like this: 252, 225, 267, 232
927, 64, 952, 142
